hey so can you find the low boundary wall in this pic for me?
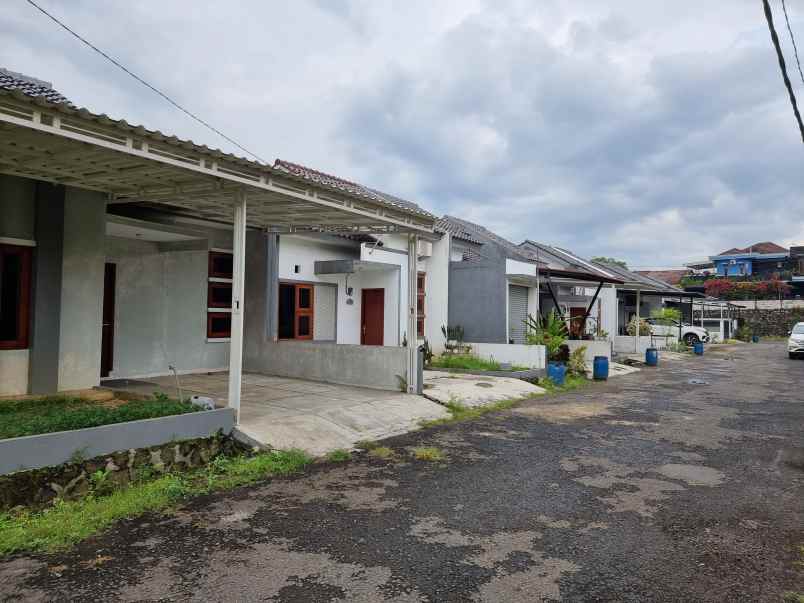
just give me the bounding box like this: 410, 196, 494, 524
0, 408, 235, 475
245, 341, 407, 391
566, 340, 612, 364
467, 343, 546, 370
613, 336, 670, 355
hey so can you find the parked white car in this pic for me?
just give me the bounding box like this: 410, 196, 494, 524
788, 322, 804, 359
644, 318, 710, 346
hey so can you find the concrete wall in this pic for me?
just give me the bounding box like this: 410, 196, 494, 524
57, 188, 107, 391
421, 234, 450, 353
0, 408, 234, 475
105, 237, 229, 378
468, 342, 546, 369
449, 249, 507, 343
566, 339, 612, 364
613, 335, 669, 355
245, 340, 407, 390
0, 349, 29, 396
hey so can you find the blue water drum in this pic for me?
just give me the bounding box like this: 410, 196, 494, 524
547, 362, 566, 386
645, 347, 659, 366
751, 335, 759, 343
694, 341, 704, 355
593, 356, 609, 380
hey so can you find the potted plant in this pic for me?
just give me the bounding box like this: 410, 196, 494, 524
525, 310, 568, 385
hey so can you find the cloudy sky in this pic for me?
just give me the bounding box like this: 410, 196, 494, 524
4, 0, 804, 267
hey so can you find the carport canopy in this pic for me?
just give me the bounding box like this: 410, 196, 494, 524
0, 91, 435, 417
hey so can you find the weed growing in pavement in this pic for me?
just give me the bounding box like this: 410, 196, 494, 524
368, 446, 395, 460
412, 447, 445, 462
0, 449, 311, 556
326, 449, 351, 463
420, 397, 524, 428
538, 373, 590, 395
355, 439, 381, 451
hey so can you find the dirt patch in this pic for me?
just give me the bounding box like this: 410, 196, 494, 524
514, 401, 614, 423
657, 463, 726, 486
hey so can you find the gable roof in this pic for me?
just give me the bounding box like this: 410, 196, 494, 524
439, 215, 537, 262
0, 68, 72, 106
273, 160, 434, 219
634, 269, 689, 286
717, 241, 788, 256
434, 216, 484, 245
519, 241, 619, 282
593, 260, 690, 294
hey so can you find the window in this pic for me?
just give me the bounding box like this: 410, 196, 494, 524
207, 251, 233, 338
416, 271, 426, 338
0, 244, 32, 350
278, 283, 314, 340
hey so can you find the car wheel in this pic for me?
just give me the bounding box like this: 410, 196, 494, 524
683, 333, 699, 346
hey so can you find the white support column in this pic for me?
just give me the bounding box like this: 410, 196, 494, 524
406, 234, 419, 394
634, 289, 641, 354
228, 190, 247, 423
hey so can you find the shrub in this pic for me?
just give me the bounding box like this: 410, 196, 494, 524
626, 316, 651, 336
525, 310, 568, 361
568, 346, 587, 376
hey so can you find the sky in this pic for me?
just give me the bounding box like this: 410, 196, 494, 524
4, 0, 804, 268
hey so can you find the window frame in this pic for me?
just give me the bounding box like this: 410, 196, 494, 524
0, 244, 33, 350
207, 251, 233, 338
278, 281, 315, 340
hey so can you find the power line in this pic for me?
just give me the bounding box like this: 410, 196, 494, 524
781, 0, 804, 86
763, 0, 804, 143
24, 0, 267, 163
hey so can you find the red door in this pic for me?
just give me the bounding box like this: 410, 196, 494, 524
361, 289, 384, 345
101, 263, 116, 377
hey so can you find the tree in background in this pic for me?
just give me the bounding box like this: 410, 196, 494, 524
591, 257, 628, 269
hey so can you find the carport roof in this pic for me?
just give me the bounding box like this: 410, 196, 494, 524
0, 89, 434, 234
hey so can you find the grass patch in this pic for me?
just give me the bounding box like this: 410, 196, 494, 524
412, 446, 444, 461
428, 354, 529, 372
421, 397, 523, 428
539, 374, 590, 395
782, 593, 804, 603
0, 449, 311, 556
326, 448, 351, 463
367, 446, 395, 460
0, 395, 201, 440
355, 439, 381, 451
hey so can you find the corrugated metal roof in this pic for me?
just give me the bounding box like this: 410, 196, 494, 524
520, 240, 619, 281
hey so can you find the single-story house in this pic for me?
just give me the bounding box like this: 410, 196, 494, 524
0, 70, 435, 420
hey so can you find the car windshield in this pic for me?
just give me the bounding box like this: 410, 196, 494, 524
793, 325, 804, 334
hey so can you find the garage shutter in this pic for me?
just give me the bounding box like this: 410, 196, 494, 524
508, 285, 528, 344
314, 284, 336, 341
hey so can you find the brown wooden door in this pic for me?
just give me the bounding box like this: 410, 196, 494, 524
101, 263, 116, 377
569, 306, 586, 338
361, 288, 384, 345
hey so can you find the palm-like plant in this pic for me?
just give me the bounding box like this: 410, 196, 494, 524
525, 310, 568, 362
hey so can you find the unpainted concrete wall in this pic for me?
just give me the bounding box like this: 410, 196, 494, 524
0, 350, 29, 396
449, 249, 507, 343
566, 339, 612, 364
468, 342, 546, 369
245, 340, 407, 390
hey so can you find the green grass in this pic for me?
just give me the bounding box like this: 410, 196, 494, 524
0, 449, 311, 555
782, 593, 804, 603
0, 395, 201, 440
412, 446, 445, 461
367, 446, 395, 459
539, 373, 590, 395
326, 448, 351, 462
420, 397, 524, 428
428, 354, 530, 372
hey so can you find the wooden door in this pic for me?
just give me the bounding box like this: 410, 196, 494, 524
101, 263, 116, 377
295, 284, 314, 340
361, 288, 384, 345
569, 307, 586, 338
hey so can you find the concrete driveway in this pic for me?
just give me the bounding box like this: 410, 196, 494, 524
8, 343, 803, 601
105, 372, 449, 456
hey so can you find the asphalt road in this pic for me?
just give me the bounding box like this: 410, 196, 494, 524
2, 342, 802, 602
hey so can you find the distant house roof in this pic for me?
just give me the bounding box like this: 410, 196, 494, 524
634, 269, 689, 286
594, 261, 694, 295
273, 160, 434, 219
717, 241, 788, 256
519, 240, 620, 282
0, 68, 72, 105
438, 216, 538, 262
434, 216, 484, 245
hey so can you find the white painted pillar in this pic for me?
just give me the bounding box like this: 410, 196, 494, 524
228, 190, 247, 423
406, 234, 418, 394
634, 289, 641, 353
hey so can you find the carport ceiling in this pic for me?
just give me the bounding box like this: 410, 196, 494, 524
0, 94, 434, 235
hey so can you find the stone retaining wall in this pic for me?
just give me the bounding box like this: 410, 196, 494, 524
0, 433, 248, 510
740, 308, 804, 336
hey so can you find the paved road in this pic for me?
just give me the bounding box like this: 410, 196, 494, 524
2, 343, 802, 601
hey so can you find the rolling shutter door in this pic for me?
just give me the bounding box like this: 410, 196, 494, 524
508, 285, 528, 344
313, 284, 336, 341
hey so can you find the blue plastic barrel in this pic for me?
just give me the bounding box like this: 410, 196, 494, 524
694, 341, 704, 355
645, 347, 659, 366
751, 335, 759, 343
593, 356, 609, 380
547, 362, 566, 386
